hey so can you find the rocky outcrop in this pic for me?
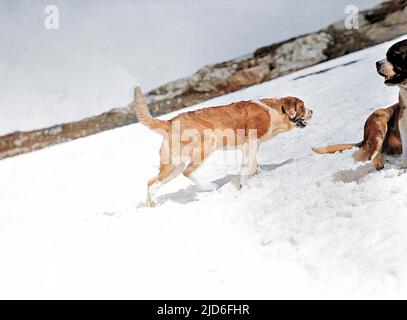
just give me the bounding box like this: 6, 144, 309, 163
148, 0, 407, 113
0, 108, 136, 159
146, 31, 334, 115
1, 0, 407, 160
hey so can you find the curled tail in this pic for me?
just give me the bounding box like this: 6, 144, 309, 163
312, 143, 360, 154
130, 86, 170, 131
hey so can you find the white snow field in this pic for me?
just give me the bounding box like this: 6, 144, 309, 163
1, 37, 407, 299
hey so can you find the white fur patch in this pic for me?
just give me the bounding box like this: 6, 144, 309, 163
188, 172, 217, 191
399, 116, 407, 161
251, 99, 271, 110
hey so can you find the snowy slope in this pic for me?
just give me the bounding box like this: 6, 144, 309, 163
1, 37, 407, 299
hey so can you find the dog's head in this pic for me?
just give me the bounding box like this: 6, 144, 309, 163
376, 39, 407, 87
281, 97, 313, 128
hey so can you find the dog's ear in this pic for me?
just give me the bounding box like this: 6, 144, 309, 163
399, 40, 407, 66
281, 98, 297, 120
388, 40, 407, 72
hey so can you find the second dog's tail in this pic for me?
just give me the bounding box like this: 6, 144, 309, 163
130, 86, 170, 131
312, 143, 359, 154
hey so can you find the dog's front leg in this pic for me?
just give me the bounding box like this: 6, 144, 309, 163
399, 115, 407, 168
239, 140, 259, 189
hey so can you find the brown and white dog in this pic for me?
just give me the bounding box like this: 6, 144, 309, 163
313, 39, 407, 170
131, 87, 313, 206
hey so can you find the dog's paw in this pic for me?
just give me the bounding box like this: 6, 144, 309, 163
197, 181, 218, 192
137, 201, 155, 208
239, 174, 250, 190
253, 166, 261, 176
373, 159, 385, 171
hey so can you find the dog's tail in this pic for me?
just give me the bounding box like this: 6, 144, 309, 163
130, 86, 170, 131
312, 143, 360, 154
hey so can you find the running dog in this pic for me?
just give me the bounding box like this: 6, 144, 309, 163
131, 87, 313, 206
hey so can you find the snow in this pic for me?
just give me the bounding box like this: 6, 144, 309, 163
0, 0, 382, 135
1, 37, 407, 299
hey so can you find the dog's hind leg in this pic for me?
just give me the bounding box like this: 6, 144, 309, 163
367, 132, 387, 171
183, 162, 217, 192
352, 110, 390, 171
372, 151, 385, 170
146, 163, 185, 207
371, 138, 385, 170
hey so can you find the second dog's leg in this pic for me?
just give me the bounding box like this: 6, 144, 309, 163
372, 150, 385, 170
362, 122, 387, 170
370, 133, 387, 171
399, 117, 407, 168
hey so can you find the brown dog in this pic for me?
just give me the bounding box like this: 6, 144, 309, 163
313, 40, 407, 170
312, 104, 401, 170
131, 87, 313, 206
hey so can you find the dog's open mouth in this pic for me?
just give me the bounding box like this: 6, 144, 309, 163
384, 75, 394, 84
377, 70, 392, 83
383, 74, 402, 86
378, 71, 399, 85
383, 72, 407, 86
295, 119, 307, 128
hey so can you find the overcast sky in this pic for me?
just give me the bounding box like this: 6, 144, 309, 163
0, 0, 383, 134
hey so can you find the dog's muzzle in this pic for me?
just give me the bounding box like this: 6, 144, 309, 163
295, 119, 307, 128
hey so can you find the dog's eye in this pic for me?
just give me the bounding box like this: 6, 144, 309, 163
387, 52, 397, 63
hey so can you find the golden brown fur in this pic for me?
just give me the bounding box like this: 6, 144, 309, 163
131, 87, 313, 206
314, 40, 407, 171
312, 104, 401, 170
